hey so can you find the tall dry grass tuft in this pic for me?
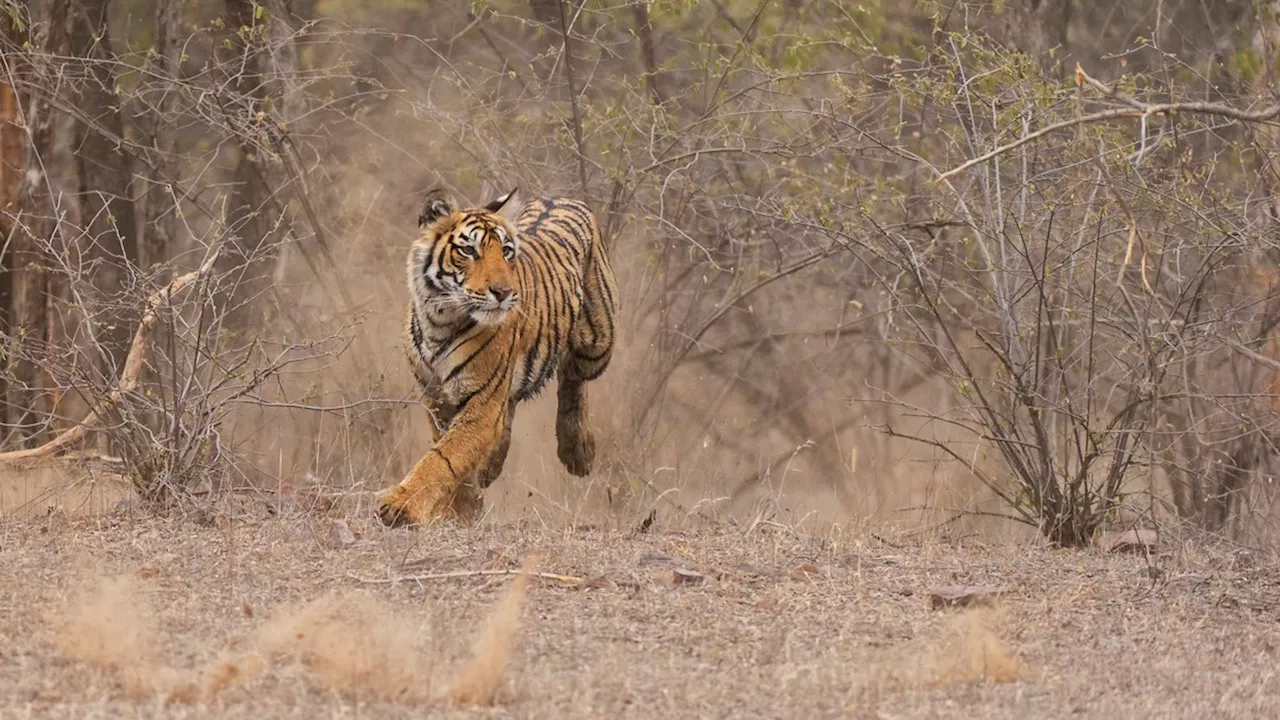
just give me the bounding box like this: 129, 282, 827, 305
258, 590, 432, 702
870, 607, 1020, 691
52, 575, 262, 703
920, 607, 1019, 685
449, 552, 539, 706
51, 556, 542, 707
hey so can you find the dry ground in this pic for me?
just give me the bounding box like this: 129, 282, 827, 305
2, 492, 1279, 719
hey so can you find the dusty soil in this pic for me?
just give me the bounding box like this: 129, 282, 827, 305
1, 499, 1279, 719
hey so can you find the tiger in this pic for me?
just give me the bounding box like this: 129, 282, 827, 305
377, 186, 620, 527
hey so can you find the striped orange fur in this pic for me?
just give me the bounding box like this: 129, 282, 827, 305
377, 187, 619, 526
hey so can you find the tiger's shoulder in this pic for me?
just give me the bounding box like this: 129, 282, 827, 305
515, 197, 600, 246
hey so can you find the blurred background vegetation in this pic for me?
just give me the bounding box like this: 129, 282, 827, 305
5, 0, 1280, 546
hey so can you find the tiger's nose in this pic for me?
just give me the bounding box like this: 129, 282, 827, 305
490, 284, 515, 303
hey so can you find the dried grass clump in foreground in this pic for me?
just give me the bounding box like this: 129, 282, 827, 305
449, 553, 539, 706
50, 558, 538, 707
258, 554, 537, 706
871, 607, 1019, 690
52, 575, 262, 704
258, 589, 432, 702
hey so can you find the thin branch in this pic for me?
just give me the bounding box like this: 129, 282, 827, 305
936, 64, 1280, 183
1226, 339, 1280, 373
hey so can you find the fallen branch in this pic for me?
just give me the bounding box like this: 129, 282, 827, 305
935, 64, 1280, 183
346, 568, 586, 586
0, 248, 221, 463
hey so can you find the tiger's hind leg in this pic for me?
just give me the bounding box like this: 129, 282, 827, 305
556, 252, 619, 477
555, 365, 596, 477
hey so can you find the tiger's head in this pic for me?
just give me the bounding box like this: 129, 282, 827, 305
408, 187, 520, 326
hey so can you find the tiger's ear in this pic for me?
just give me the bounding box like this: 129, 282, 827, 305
484, 187, 518, 214
418, 188, 457, 229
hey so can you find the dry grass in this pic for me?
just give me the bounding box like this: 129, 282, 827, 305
54, 574, 186, 701
256, 590, 430, 702
448, 552, 537, 707
52, 574, 264, 705
873, 606, 1020, 689
2, 499, 1280, 718
42, 538, 540, 710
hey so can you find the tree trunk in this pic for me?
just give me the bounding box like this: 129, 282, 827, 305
218, 0, 297, 331
68, 0, 141, 379
0, 11, 26, 440
999, 0, 1072, 71
8, 0, 70, 448
142, 0, 185, 270
631, 1, 666, 105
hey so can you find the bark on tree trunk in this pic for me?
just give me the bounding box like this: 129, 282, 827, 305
1000, 0, 1072, 71
142, 0, 184, 270
220, 0, 295, 330
8, 0, 70, 448
631, 1, 666, 105
0, 11, 25, 439
68, 0, 141, 378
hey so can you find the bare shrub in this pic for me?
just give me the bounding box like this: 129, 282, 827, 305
858, 46, 1280, 545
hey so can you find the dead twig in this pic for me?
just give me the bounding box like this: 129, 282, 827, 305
346, 568, 586, 586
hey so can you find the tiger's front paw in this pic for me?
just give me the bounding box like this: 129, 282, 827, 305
376, 481, 481, 528
377, 481, 448, 528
